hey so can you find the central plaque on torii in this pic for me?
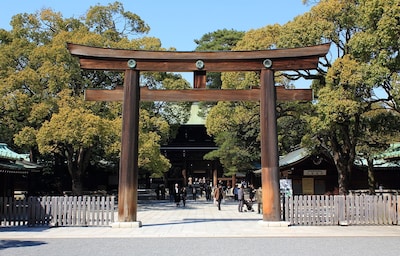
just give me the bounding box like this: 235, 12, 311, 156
68, 43, 330, 225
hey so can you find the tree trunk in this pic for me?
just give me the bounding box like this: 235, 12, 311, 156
367, 157, 375, 195
335, 158, 349, 195
329, 121, 357, 195
71, 176, 83, 195
65, 146, 91, 195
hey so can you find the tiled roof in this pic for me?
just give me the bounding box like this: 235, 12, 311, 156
281, 144, 400, 169
279, 147, 310, 167
0, 143, 42, 173
0, 143, 30, 161
354, 144, 400, 168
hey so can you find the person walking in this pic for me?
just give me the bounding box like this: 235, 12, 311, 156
160, 185, 166, 200
173, 183, 181, 207
238, 185, 245, 212
192, 186, 197, 201
181, 187, 187, 207
249, 184, 256, 202
233, 185, 239, 201
214, 184, 223, 210
256, 186, 262, 214
205, 184, 212, 201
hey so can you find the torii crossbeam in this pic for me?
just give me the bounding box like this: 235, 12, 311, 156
68, 43, 330, 224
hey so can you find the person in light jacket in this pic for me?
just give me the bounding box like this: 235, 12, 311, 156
256, 187, 262, 214
238, 185, 245, 212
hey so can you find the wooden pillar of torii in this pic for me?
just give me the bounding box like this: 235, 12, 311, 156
67, 43, 329, 224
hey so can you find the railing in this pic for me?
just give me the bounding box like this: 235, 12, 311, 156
2, 195, 399, 227
0, 196, 115, 227
284, 195, 400, 225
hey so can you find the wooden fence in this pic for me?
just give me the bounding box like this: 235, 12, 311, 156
284, 195, 400, 225
0, 196, 115, 227
2, 195, 399, 227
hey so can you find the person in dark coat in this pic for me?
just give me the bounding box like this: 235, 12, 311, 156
205, 185, 212, 201
181, 187, 187, 207
160, 185, 166, 200
173, 183, 181, 207
192, 186, 197, 200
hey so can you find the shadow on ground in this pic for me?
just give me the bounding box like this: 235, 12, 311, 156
0, 239, 46, 250
143, 217, 260, 227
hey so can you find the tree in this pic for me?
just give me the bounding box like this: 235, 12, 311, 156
205, 101, 260, 175
194, 29, 245, 88
356, 109, 400, 194
205, 0, 400, 193
0, 2, 184, 194
204, 24, 309, 174
193, 29, 245, 121
279, 0, 400, 194
35, 91, 114, 194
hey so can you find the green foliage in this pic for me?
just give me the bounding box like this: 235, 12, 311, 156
1, 0, 399, 196
235, 24, 281, 50
0, 2, 180, 194
205, 101, 260, 174
194, 29, 245, 51
194, 29, 245, 119
203, 24, 309, 174
297, 0, 400, 194
138, 109, 171, 177
85, 1, 150, 39
37, 106, 105, 154
203, 0, 400, 194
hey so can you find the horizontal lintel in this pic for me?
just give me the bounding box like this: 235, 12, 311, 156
78, 57, 319, 72
84, 87, 312, 102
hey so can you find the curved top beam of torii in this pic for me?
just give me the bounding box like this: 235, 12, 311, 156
67, 43, 330, 72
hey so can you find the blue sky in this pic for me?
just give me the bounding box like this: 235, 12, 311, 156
0, 0, 313, 51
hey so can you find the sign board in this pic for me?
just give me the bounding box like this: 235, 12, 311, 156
303, 169, 327, 176
280, 179, 292, 196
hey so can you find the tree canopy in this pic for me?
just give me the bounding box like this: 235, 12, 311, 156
0, 2, 185, 194
1, 0, 399, 195
204, 0, 400, 194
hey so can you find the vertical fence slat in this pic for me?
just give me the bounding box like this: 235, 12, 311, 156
397, 195, 400, 225
61, 196, 66, 226
53, 196, 59, 226
111, 196, 115, 224
284, 196, 289, 223
0, 197, 3, 226
293, 195, 298, 225
95, 197, 100, 226
83, 196, 87, 225
88, 196, 93, 226
299, 195, 304, 225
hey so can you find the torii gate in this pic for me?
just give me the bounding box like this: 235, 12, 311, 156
67, 43, 329, 225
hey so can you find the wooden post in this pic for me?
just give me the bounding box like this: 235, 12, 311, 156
213, 169, 218, 186
118, 69, 140, 222
194, 71, 207, 88
260, 69, 281, 221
